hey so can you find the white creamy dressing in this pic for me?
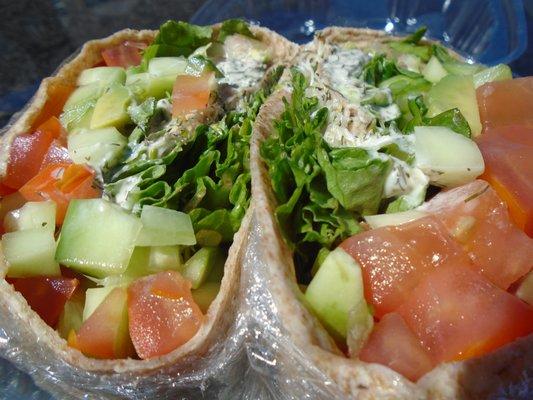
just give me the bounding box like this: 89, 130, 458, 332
313, 46, 429, 207
217, 58, 266, 90
113, 175, 142, 210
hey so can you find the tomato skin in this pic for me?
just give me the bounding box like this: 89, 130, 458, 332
19, 163, 100, 224
30, 84, 74, 131
340, 216, 469, 318
76, 287, 135, 359
128, 271, 204, 359
359, 313, 435, 382
101, 41, 147, 68
40, 140, 72, 170
0, 183, 16, 196
477, 77, 533, 131
476, 125, 533, 237
422, 180, 533, 289
172, 72, 213, 117
7, 277, 78, 327
397, 266, 533, 363
3, 117, 64, 189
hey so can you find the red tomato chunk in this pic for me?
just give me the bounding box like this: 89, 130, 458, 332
398, 266, 533, 363
359, 313, 434, 381
340, 216, 469, 318
127, 271, 204, 359
7, 277, 78, 327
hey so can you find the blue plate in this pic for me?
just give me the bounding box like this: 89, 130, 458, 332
192, 0, 527, 65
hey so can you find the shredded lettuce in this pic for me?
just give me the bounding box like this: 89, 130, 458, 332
217, 19, 256, 42
261, 70, 391, 277
105, 67, 283, 243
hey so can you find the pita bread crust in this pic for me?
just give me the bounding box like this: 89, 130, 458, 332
0, 25, 295, 381
250, 27, 532, 399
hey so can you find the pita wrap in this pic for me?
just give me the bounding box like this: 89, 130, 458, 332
251, 27, 532, 399
0, 24, 297, 398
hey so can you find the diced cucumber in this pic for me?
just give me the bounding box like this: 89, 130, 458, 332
90, 84, 132, 129
127, 73, 176, 101
83, 286, 116, 321
57, 292, 84, 339
4, 201, 56, 232
195, 229, 223, 247
148, 57, 187, 77
60, 100, 95, 133
64, 83, 104, 110
413, 126, 485, 187
67, 127, 127, 171
180, 247, 224, 289
364, 209, 428, 229
389, 41, 431, 62
148, 246, 182, 271
223, 34, 270, 62
311, 247, 331, 277
192, 282, 220, 313
397, 53, 422, 73
442, 61, 483, 76
516, 271, 533, 306
304, 248, 370, 340
3, 228, 60, 277
422, 56, 448, 83
473, 64, 512, 88
427, 74, 482, 136
136, 205, 196, 247
78, 67, 126, 87
56, 199, 142, 278
346, 298, 374, 356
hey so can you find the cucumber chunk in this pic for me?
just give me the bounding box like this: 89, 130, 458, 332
3, 228, 60, 277
364, 210, 428, 229
442, 61, 483, 76
304, 248, 371, 340
181, 247, 224, 289
78, 66, 126, 87
127, 73, 175, 101
56, 199, 142, 278
64, 83, 104, 110
192, 282, 220, 313
90, 84, 132, 129
427, 74, 482, 136
60, 100, 95, 133
67, 127, 127, 171
148, 57, 187, 77
473, 64, 512, 88
57, 291, 84, 339
4, 201, 56, 232
413, 126, 485, 187
83, 286, 116, 321
148, 246, 182, 271
422, 56, 448, 83
223, 34, 270, 62
136, 205, 196, 247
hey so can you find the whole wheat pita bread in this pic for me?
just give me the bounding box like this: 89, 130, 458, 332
0, 24, 297, 395
250, 27, 533, 399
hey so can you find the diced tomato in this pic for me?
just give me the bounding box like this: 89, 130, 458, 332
30, 84, 75, 131
359, 313, 435, 381
101, 41, 147, 68
340, 216, 469, 318
2, 117, 64, 189
40, 140, 72, 170
76, 287, 135, 359
128, 271, 204, 359
19, 163, 100, 224
398, 266, 533, 363
0, 183, 16, 196
476, 125, 533, 236
477, 77, 533, 131
7, 277, 78, 327
422, 180, 533, 289
172, 72, 214, 117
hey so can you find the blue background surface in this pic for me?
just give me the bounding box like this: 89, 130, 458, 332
0, 0, 532, 398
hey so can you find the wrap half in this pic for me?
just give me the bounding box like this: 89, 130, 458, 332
0, 21, 297, 397
251, 27, 533, 399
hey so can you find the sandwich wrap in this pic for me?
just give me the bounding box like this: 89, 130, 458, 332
0, 24, 297, 398
250, 27, 533, 399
